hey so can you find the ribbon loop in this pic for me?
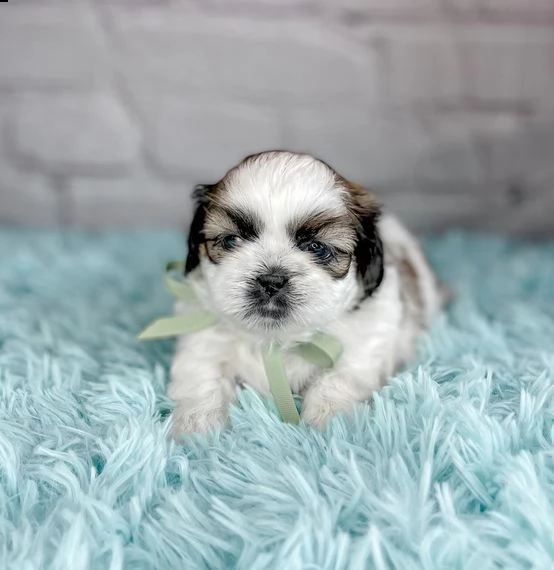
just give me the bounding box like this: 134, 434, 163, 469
162, 260, 197, 301
295, 332, 343, 369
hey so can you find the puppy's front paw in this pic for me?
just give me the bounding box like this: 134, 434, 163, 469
301, 377, 358, 429
301, 398, 351, 429
169, 401, 228, 439
168, 347, 235, 439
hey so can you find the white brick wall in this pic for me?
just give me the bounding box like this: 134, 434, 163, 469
141, 96, 283, 179
0, 0, 553, 236
12, 93, 140, 174
0, 4, 104, 88
381, 28, 462, 109
69, 169, 195, 228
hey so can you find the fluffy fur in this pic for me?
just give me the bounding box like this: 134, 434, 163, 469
169, 151, 444, 435
0, 229, 553, 569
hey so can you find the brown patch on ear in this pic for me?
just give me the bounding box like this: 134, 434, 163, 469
185, 185, 209, 274
338, 177, 381, 219
399, 258, 424, 327
185, 182, 227, 273
185, 176, 237, 273
336, 175, 385, 298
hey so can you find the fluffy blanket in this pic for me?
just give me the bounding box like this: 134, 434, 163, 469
0, 230, 553, 569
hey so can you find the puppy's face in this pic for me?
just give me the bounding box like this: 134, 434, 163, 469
186, 152, 384, 334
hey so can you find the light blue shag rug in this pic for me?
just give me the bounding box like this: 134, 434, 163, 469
0, 229, 553, 570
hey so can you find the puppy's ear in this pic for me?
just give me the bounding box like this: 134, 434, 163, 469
343, 179, 385, 297
185, 184, 212, 275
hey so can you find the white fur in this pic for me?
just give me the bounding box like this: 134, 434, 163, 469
168, 152, 443, 435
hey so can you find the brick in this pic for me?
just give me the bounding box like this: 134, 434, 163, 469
504, 180, 554, 238
286, 108, 433, 186
453, 115, 554, 235
337, 0, 441, 20
484, 122, 554, 184
485, 0, 554, 13
383, 187, 483, 232
0, 168, 60, 227
384, 28, 463, 108
382, 183, 506, 233
338, 0, 439, 7
471, 178, 554, 237
141, 96, 283, 180
459, 28, 554, 106
446, 0, 554, 21
443, 0, 481, 10
68, 170, 196, 229
0, 96, 60, 226
113, 13, 380, 104
203, 0, 317, 10
0, 4, 104, 87
417, 111, 492, 185
11, 93, 140, 175
99, 0, 172, 4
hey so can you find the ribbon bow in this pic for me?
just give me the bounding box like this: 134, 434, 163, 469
138, 261, 342, 424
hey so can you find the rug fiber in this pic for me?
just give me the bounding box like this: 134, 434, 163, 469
0, 229, 553, 569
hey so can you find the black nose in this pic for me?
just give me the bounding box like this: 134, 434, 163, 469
256, 272, 289, 297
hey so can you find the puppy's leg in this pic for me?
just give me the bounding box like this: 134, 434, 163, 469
167, 332, 235, 437
301, 365, 386, 429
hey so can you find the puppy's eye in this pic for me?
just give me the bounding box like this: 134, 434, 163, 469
219, 235, 241, 251
300, 240, 332, 261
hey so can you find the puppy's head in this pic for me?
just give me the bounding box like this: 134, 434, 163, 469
186, 151, 384, 334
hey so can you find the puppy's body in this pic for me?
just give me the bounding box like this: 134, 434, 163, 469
168, 152, 443, 434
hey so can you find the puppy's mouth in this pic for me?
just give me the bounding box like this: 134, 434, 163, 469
248, 302, 290, 321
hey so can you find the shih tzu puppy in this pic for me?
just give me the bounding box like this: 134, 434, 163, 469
168, 151, 444, 435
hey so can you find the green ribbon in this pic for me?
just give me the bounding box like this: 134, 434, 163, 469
137, 261, 216, 340
138, 261, 343, 424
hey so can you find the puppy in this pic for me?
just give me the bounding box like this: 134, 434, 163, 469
168, 151, 444, 435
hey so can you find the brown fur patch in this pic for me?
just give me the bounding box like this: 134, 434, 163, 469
336, 175, 381, 221
324, 250, 353, 279
203, 204, 262, 264
289, 211, 357, 249
289, 211, 356, 278
398, 257, 424, 327
333, 174, 385, 297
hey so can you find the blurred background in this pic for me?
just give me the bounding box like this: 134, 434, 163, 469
0, 0, 553, 236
